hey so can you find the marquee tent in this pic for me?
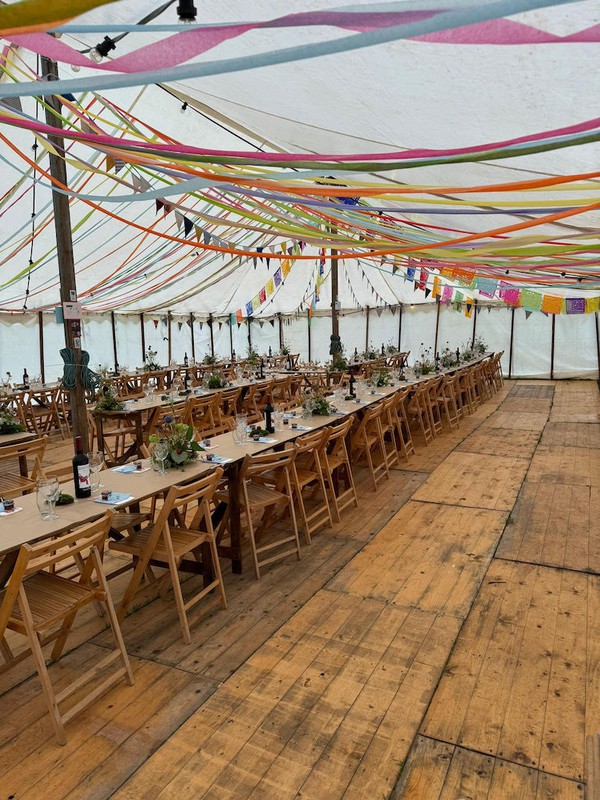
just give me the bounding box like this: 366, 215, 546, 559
0, 0, 599, 380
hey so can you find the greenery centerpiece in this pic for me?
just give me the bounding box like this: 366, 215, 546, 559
144, 346, 161, 372
370, 367, 394, 387
93, 382, 125, 412
202, 353, 217, 365
205, 371, 227, 389
303, 392, 332, 416
440, 346, 458, 368
149, 423, 203, 468
0, 406, 25, 434
474, 335, 487, 355
386, 343, 398, 356
247, 346, 260, 367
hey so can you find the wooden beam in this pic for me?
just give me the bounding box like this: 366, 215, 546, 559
596, 312, 600, 380
38, 311, 45, 384
365, 306, 370, 353
110, 311, 118, 373
140, 312, 145, 363
550, 313, 556, 380
229, 317, 234, 359
208, 313, 215, 358
433, 300, 441, 356
307, 310, 312, 363
167, 311, 172, 364
190, 313, 195, 362
331, 240, 339, 342
508, 307, 516, 379
40, 56, 88, 450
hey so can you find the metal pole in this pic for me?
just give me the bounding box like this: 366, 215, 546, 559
397, 304, 403, 351
433, 300, 441, 355
110, 311, 118, 373
471, 300, 478, 349
550, 314, 556, 380
508, 307, 516, 379
40, 56, 88, 449
38, 311, 45, 383
140, 312, 145, 362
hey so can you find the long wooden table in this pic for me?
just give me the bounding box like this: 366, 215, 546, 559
1, 354, 494, 579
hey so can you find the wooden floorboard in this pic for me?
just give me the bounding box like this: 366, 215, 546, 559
497, 482, 600, 573
4, 378, 600, 799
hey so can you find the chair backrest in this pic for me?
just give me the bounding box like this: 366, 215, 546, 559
219, 387, 242, 418
0, 435, 47, 479
0, 512, 113, 638
326, 416, 353, 442
241, 446, 296, 481
185, 394, 219, 432
294, 427, 330, 456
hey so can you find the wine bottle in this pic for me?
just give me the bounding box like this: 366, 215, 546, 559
22, 368, 29, 388
72, 436, 91, 499
264, 402, 274, 434
184, 352, 189, 367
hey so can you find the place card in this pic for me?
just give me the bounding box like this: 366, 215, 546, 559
112, 464, 151, 474
294, 425, 312, 431
200, 454, 233, 464
94, 492, 134, 506
254, 437, 277, 444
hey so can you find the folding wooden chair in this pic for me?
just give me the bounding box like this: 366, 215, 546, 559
350, 402, 390, 491
0, 513, 134, 745
0, 435, 47, 499
292, 428, 333, 544
407, 385, 435, 444
391, 388, 416, 461
216, 448, 301, 580
320, 416, 359, 521
109, 469, 227, 644
379, 395, 401, 471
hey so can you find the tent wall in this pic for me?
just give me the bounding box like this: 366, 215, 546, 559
1, 309, 598, 382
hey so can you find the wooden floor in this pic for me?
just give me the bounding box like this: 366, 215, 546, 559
2, 379, 599, 799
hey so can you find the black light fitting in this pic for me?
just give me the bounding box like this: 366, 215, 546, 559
90, 36, 116, 63
177, 0, 197, 22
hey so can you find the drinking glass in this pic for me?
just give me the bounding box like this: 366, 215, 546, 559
274, 408, 284, 432
87, 451, 105, 493
152, 440, 169, 475
36, 477, 60, 520
234, 414, 248, 446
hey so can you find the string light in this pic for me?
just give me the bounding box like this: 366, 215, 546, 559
89, 36, 116, 63
177, 0, 197, 23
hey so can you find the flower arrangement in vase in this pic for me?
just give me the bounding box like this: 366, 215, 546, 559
149, 423, 203, 468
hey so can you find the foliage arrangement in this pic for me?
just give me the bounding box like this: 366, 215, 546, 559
0, 406, 25, 434
386, 343, 398, 355
363, 347, 379, 360
149, 423, 203, 468
474, 335, 487, 355
370, 367, 394, 387
440, 347, 459, 368
205, 371, 227, 389
247, 346, 260, 366
303, 392, 332, 416
248, 426, 271, 438
144, 347, 161, 372
280, 343, 290, 356
93, 383, 125, 412
414, 344, 435, 376
203, 353, 217, 365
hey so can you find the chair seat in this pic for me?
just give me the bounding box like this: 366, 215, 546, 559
244, 482, 289, 508
111, 512, 150, 533
295, 467, 320, 488
9, 572, 94, 631
0, 472, 36, 498
110, 523, 211, 560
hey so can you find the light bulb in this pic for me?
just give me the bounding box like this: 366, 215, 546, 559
71, 63, 81, 73
89, 48, 103, 63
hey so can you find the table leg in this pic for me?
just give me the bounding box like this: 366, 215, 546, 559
0, 551, 18, 590
228, 462, 243, 574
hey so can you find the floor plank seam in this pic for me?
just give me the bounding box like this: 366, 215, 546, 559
415, 734, 586, 789
494, 553, 600, 578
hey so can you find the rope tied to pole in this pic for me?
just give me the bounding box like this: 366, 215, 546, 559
60, 347, 102, 393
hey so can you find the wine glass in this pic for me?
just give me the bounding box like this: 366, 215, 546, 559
87, 451, 105, 493
36, 477, 60, 520
152, 440, 169, 475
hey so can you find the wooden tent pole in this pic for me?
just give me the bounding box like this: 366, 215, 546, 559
365, 306, 370, 353
167, 311, 172, 364
278, 313, 283, 351
38, 311, 45, 383
595, 312, 600, 379
508, 308, 516, 379
208, 313, 215, 358
550, 314, 556, 379
40, 56, 88, 449
229, 318, 234, 359
140, 313, 146, 363
247, 317, 252, 353
307, 311, 312, 362
110, 311, 118, 373
397, 304, 403, 351
471, 300, 478, 349
190, 313, 195, 361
